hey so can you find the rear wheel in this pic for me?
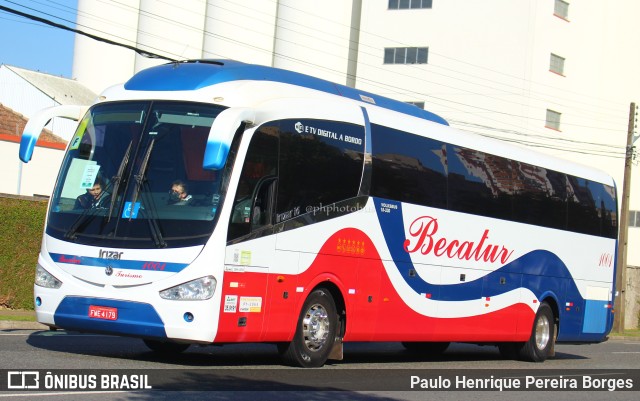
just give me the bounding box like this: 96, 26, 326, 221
518, 302, 555, 362
279, 288, 338, 368
143, 339, 190, 355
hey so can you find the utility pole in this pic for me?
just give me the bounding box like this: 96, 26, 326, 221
613, 102, 637, 333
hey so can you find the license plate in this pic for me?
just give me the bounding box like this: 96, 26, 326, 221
88, 305, 118, 321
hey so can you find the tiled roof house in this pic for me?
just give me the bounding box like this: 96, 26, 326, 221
0, 103, 66, 149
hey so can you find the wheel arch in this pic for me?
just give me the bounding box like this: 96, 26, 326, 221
308, 280, 347, 339
539, 292, 560, 336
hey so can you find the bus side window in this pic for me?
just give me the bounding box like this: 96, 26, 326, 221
370, 124, 447, 209
227, 130, 278, 241
277, 119, 365, 221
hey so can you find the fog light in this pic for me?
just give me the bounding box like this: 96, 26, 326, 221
183, 312, 194, 322
35, 297, 42, 307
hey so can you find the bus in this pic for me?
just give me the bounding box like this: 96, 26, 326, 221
19, 59, 618, 367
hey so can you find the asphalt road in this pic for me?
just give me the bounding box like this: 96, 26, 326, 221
0, 329, 639, 401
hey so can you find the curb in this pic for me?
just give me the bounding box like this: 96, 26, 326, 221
608, 335, 640, 342
0, 321, 48, 330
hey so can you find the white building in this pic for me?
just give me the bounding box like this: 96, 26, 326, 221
0, 64, 96, 196
71, 0, 640, 325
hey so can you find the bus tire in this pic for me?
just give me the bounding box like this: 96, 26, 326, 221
401, 341, 450, 356
279, 288, 338, 368
518, 302, 555, 362
143, 339, 190, 354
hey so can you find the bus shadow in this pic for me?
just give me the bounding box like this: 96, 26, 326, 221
25, 331, 588, 368
341, 342, 589, 364
117, 390, 403, 401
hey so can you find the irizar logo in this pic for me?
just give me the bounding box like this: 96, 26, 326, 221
99, 249, 123, 260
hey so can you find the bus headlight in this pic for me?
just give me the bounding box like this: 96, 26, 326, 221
159, 276, 216, 300
35, 264, 62, 289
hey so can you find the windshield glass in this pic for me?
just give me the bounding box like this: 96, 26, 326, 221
47, 101, 229, 248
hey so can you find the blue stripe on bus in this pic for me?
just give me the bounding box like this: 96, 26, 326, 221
373, 198, 576, 299
49, 253, 188, 272
582, 300, 608, 334
54, 297, 166, 339
124, 60, 449, 126
372, 197, 611, 341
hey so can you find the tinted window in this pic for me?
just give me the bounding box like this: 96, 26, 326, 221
369, 123, 616, 239
276, 119, 365, 223
600, 185, 618, 237
371, 125, 447, 208
228, 129, 279, 241
512, 162, 566, 229
448, 145, 512, 219
567, 177, 602, 236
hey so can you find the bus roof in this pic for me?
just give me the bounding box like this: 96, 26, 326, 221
118, 60, 613, 187
123, 59, 449, 126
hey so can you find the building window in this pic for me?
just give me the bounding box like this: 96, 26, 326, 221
384, 47, 428, 64
554, 0, 569, 20
630, 211, 640, 228
389, 0, 433, 9
546, 109, 562, 130
550, 53, 565, 75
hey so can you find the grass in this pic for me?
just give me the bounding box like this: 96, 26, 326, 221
0, 197, 47, 310
0, 313, 36, 322
617, 329, 640, 337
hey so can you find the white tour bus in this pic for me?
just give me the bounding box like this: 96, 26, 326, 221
19, 60, 618, 367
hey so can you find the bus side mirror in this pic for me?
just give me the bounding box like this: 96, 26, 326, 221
203, 107, 255, 170
19, 105, 88, 163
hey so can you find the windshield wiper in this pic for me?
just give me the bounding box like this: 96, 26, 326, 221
107, 140, 133, 222
129, 137, 155, 215
64, 208, 97, 241
127, 136, 166, 247
139, 180, 167, 248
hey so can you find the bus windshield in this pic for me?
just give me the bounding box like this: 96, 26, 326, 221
47, 101, 229, 249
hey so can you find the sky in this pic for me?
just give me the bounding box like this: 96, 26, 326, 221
0, 0, 78, 78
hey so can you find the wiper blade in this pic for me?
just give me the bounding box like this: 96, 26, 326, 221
108, 140, 133, 222
64, 208, 99, 241
139, 180, 167, 248
126, 136, 166, 247
129, 137, 155, 218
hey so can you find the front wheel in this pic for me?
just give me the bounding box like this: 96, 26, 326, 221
279, 288, 338, 368
518, 302, 555, 362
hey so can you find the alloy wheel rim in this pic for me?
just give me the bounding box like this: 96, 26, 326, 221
535, 314, 550, 350
302, 303, 330, 351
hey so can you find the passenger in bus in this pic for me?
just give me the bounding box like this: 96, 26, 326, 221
168, 180, 193, 206
74, 177, 111, 209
